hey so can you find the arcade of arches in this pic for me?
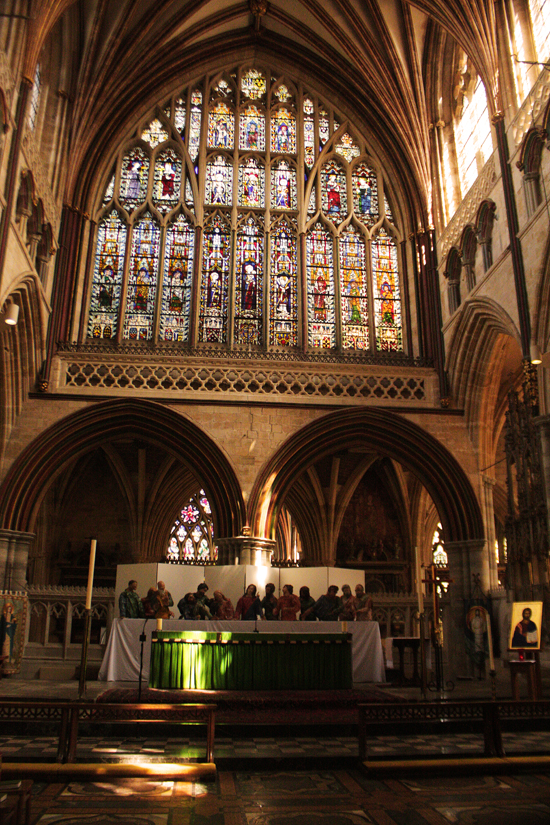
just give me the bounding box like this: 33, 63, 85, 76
2, 0, 550, 681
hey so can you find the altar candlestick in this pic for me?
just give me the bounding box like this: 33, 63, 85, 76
85, 538, 97, 610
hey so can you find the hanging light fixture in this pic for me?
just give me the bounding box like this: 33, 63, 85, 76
3, 302, 19, 326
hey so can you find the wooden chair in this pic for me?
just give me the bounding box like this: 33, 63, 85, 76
0, 757, 33, 825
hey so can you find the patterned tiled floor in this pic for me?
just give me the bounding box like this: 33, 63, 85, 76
6, 767, 550, 825
2, 729, 550, 760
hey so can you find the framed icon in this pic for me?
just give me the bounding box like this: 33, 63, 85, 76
509, 601, 543, 650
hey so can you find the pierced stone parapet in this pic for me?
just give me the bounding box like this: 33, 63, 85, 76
53, 349, 435, 406
438, 154, 497, 259
511, 68, 550, 149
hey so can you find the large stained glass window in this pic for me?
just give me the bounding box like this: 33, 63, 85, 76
88, 65, 403, 354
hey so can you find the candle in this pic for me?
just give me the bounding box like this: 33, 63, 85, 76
485, 610, 495, 671
415, 545, 424, 621
156, 618, 163, 631
85, 538, 97, 610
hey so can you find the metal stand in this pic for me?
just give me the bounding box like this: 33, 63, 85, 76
419, 614, 427, 700
428, 640, 455, 693
78, 609, 92, 700
138, 620, 149, 702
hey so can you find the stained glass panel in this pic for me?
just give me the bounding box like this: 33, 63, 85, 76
167, 490, 215, 562
119, 147, 149, 212
271, 108, 296, 154
88, 211, 127, 339
304, 97, 315, 168
174, 97, 186, 137
339, 226, 368, 349
152, 149, 182, 213
239, 104, 265, 150
212, 78, 233, 101
372, 228, 402, 351
308, 184, 317, 217
200, 214, 231, 342
270, 220, 298, 346
102, 174, 114, 206
271, 160, 297, 210
235, 216, 263, 345
352, 163, 378, 227
274, 84, 292, 103
306, 223, 335, 348
123, 213, 160, 340
241, 69, 266, 100
384, 194, 394, 222
208, 101, 234, 149
335, 132, 360, 162
321, 159, 347, 224
239, 157, 265, 208
205, 155, 233, 205
319, 109, 330, 146
189, 89, 202, 160
160, 215, 194, 342
185, 178, 194, 211
141, 118, 168, 147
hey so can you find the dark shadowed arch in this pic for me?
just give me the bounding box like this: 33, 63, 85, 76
248, 407, 484, 544
0, 398, 245, 538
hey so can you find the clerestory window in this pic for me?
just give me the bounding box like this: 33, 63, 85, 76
87, 66, 403, 353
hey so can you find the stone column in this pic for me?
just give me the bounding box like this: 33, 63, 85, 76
0, 529, 35, 590
445, 539, 487, 679
481, 475, 499, 590
535, 415, 550, 540
216, 535, 275, 566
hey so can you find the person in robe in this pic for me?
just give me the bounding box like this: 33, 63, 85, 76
169, 268, 184, 312
149, 581, 174, 618
210, 590, 234, 619
193, 583, 213, 618
313, 272, 327, 320
234, 584, 262, 620
299, 586, 316, 620
246, 120, 259, 149
273, 584, 301, 621
119, 580, 145, 619
126, 158, 142, 200
207, 270, 221, 308
275, 273, 291, 316
242, 263, 257, 311
511, 607, 538, 648
301, 585, 341, 621
134, 264, 150, 312
354, 584, 374, 621
178, 592, 199, 620
380, 280, 394, 324
276, 121, 289, 152
261, 582, 278, 620
276, 174, 290, 208
346, 276, 362, 323
1, 601, 17, 664
338, 584, 357, 621
161, 160, 176, 197
327, 173, 341, 214
98, 264, 114, 308
244, 168, 258, 205
358, 176, 372, 214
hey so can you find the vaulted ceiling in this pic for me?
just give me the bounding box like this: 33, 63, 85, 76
23, 0, 502, 228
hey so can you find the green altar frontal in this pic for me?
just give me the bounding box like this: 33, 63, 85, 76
149, 631, 353, 690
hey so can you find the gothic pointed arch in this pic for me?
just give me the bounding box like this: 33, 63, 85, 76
248, 407, 484, 546
0, 399, 245, 539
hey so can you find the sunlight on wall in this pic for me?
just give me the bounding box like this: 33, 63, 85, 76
455, 77, 493, 197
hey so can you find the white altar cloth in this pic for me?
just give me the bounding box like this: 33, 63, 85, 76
98, 618, 385, 684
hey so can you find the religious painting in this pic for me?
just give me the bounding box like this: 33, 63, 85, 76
465, 600, 491, 667
509, 601, 542, 650
353, 162, 378, 227
271, 108, 296, 154
152, 149, 182, 213
321, 159, 347, 224
119, 147, 149, 211
207, 101, 234, 149
239, 157, 264, 208
0, 592, 27, 676
271, 160, 297, 210
239, 104, 265, 151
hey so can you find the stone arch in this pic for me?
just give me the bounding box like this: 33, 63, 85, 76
248, 407, 484, 548
0, 399, 246, 543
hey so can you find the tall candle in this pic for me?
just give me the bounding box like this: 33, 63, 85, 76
156, 618, 163, 631
85, 538, 97, 610
415, 545, 424, 619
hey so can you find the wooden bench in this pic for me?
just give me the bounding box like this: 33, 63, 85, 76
357, 700, 550, 761
0, 701, 216, 765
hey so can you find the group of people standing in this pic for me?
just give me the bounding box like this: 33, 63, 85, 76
119, 580, 374, 623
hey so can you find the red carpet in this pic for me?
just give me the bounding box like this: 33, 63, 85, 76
96, 687, 402, 725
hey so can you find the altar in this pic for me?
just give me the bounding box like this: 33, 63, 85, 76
98, 619, 385, 683
150, 630, 353, 690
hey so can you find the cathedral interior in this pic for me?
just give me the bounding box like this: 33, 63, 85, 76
1, 0, 550, 684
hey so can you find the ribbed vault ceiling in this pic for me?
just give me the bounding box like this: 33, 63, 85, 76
25, 0, 501, 225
